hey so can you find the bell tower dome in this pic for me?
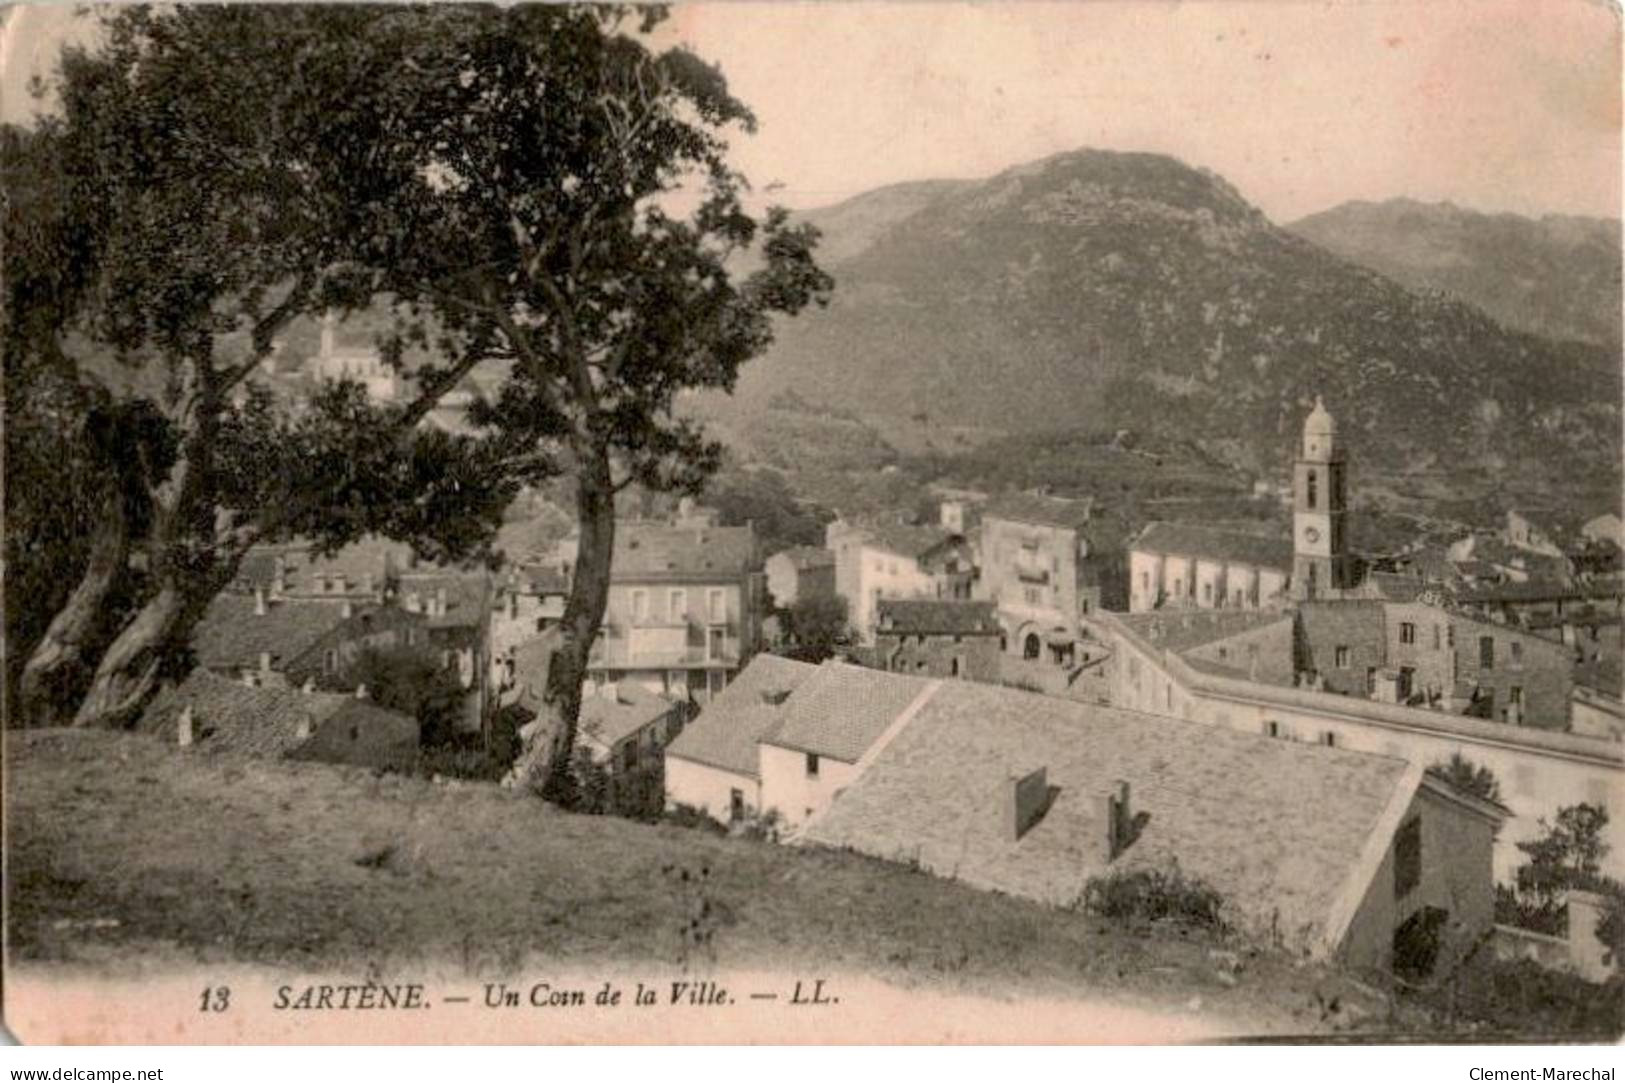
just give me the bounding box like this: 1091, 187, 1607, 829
1293, 396, 1351, 599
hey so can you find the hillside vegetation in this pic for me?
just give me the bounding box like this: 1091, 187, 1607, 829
729, 149, 1619, 506
5, 729, 1462, 1039
1290, 199, 1622, 350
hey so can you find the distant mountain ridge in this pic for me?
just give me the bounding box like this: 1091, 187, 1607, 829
739, 149, 1618, 491
1288, 198, 1622, 349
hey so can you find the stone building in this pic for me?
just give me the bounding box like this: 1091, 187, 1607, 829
586, 517, 765, 705
800, 674, 1506, 976
764, 546, 836, 610
1099, 608, 1624, 880
978, 493, 1097, 662
873, 599, 1002, 682
827, 518, 972, 644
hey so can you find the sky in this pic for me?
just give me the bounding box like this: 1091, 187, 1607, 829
4, 1, 1620, 224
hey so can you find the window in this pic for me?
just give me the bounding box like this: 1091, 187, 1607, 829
669, 589, 686, 621
631, 589, 648, 622
1432, 624, 1441, 651
708, 589, 725, 623
1203, 582, 1213, 603
1173, 578, 1183, 598
1321, 732, 1337, 747
1024, 587, 1040, 606
1510, 640, 1523, 667
1217, 646, 1228, 661
1141, 571, 1150, 592
1479, 636, 1495, 670
1510, 685, 1523, 706
805, 752, 820, 778
1307, 469, 1318, 510
1394, 818, 1422, 898
324, 649, 338, 674
1334, 645, 1350, 668
1265, 720, 1281, 738
1399, 622, 1416, 645
729, 788, 745, 823
1446, 625, 1455, 649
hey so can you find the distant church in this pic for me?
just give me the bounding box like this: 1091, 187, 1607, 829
305, 311, 402, 403
1291, 396, 1355, 599
1128, 396, 1362, 612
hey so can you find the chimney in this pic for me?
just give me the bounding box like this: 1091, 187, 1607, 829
341, 598, 353, 619
296, 712, 313, 741
1003, 766, 1049, 842
259, 651, 272, 676
177, 705, 194, 747
254, 587, 267, 616
436, 586, 448, 616
1101, 780, 1131, 862
354, 683, 368, 700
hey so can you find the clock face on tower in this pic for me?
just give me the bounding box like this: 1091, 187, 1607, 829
1303, 526, 1321, 545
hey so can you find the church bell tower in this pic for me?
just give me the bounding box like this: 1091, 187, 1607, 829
1293, 396, 1351, 599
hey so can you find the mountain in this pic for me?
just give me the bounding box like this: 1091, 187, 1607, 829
738, 149, 1619, 492
1288, 199, 1622, 349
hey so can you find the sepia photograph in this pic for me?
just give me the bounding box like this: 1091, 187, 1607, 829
1, 0, 1621, 1051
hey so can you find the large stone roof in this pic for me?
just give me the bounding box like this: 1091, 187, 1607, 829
801, 678, 1414, 954
190, 594, 355, 672
612, 521, 758, 581
760, 661, 935, 763
1115, 609, 1294, 654
665, 655, 819, 777
876, 599, 1001, 636
1131, 522, 1293, 571
578, 684, 681, 750
983, 492, 1094, 531
138, 670, 352, 758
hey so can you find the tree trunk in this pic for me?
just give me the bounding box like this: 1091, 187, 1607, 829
510, 441, 616, 803
15, 486, 129, 728
71, 585, 186, 729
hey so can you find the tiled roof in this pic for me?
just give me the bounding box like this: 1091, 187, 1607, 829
288, 699, 420, 770
771, 545, 836, 570
983, 492, 1094, 531
1458, 580, 1619, 605
191, 594, 354, 671
612, 522, 758, 581
761, 661, 935, 763
666, 655, 819, 776
861, 522, 955, 560
512, 563, 570, 595
1131, 522, 1293, 570
801, 679, 1413, 953
876, 599, 1001, 636
399, 572, 491, 629
138, 670, 352, 757
1115, 609, 1295, 653
578, 685, 680, 750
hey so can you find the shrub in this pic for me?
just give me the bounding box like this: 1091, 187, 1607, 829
1081, 863, 1228, 934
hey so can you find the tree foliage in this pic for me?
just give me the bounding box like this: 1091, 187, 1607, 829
1426, 752, 1505, 806
1496, 803, 1624, 965
783, 593, 849, 664
5, 5, 828, 771
343, 647, 467, 748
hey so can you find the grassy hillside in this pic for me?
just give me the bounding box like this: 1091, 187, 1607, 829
0, 729, 1430, 1039
10, 729, 1621, 1041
